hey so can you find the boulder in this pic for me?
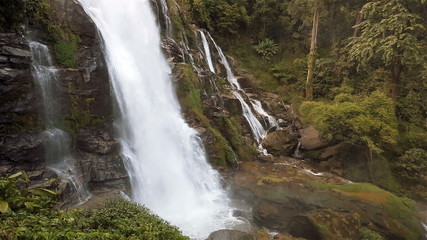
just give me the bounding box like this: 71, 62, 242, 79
236, 73, 259, 89
299, 126, 328, 150
233, 161, 425, 240
262, 128, 298, 156
206, 230, 254, 240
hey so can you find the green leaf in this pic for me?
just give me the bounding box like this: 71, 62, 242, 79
8, 171, 23, 179
0, 200, 9, 213
28, 188, 57, 197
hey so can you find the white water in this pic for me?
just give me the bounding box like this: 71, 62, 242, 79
159, 0, 173, 38
209, 34, 267, 143
78, 1, 240, 238
199, 31, 215, 73
251, 99, 279, 129
30, 41, 90, 204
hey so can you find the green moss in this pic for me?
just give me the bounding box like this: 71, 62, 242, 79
308, 182, 422, 240
64, 95, 104, 136
47, 25, 80, 68
360, 227, 384, 240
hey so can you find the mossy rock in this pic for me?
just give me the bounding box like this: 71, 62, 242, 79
234, 161, 424, 240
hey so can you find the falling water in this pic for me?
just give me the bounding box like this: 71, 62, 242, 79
77, 0, 240, 238
29, 41, 90, 204
159, 0, 173, 38
251, 99, 279, 129
199, 31, 215, 73
209, 34, 267, 143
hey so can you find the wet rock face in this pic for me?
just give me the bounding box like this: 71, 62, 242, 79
0, 0, 127, 198
206, 230, 254, 240
0, 132, 45, 178
76, 128, 128, 188
0, 33, 43, 178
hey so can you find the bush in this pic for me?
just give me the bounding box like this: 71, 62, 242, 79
254, 38, 279, 61
395, 148, 427, 187
0, 173, 189, 240
300, 91, 397, 153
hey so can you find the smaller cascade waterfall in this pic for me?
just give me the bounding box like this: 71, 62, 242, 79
30, 41, 91, 205
199, 31, 215, 73
159, 0, 173, 38
208, 34, 268, 143
251, 99, 279, 129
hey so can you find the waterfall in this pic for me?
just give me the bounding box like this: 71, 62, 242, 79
208, 34, 267, 143
159, 0, 173, 38
29, 41, 90, 205
251, 99, 279, 129
77, 0, 240, 238
199, 31, 215, 73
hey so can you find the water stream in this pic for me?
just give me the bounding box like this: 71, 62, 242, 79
208, 34, 268, 144
199, 31, 215, 73
30, 41, 90, 205
78, 0, 241, 238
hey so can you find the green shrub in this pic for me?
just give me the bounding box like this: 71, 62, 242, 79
254, 38, 279, 61
0, 172, 188, 240
360, 227, 384, 240
395, 148, 427, 187
300, 91, 397, 153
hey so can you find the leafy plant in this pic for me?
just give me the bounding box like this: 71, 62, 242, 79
395, 148, 427, 187
254, 38, 279, 61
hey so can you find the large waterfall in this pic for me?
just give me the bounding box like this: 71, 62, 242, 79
78, 0, 239, 238
30, 41, 90, 204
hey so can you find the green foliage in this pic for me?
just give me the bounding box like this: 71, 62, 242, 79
360, 227, 384, 240
0, 173, 188, 239
0, 0, 49, 32
395, 148, 427, 188
347, 0, 425, 69
300, 91, 397, 153
48, 25, 80, 68
189, 0, 248, 35
254, 38, 279, 61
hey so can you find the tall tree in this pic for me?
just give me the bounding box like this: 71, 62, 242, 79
305, 2, 321, 100
347, 0, 426, 106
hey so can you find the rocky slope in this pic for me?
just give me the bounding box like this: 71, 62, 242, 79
0, 0, 425, 239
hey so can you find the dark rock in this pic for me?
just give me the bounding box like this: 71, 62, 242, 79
1, 46, 31, 57
0, 132, 45, 175
253, 200, 309, 232
77, 128, 119, 155
287, 209, 361, 240
206, 230, 254, 240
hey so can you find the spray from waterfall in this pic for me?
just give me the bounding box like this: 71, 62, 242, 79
30, 41, 90, 205
78, 0, 242, 238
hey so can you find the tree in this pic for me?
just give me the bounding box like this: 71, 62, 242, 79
347, 0, 426, 106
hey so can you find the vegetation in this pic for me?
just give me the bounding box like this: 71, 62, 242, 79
188, 0, 426, 198
0, 0, 49, 32
0, 172, 188, 240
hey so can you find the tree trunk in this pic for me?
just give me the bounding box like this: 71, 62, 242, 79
391, 58, 402, 107
305, 7, 320, 101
